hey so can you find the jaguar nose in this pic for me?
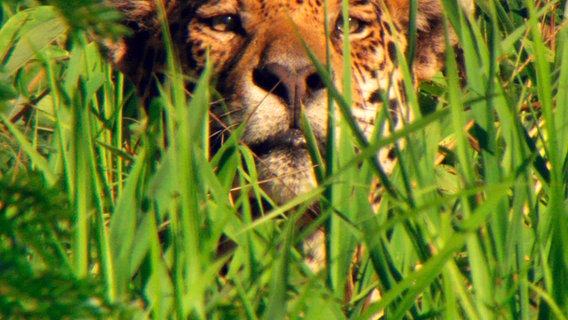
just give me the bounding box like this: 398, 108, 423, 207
253, 62, 325, 128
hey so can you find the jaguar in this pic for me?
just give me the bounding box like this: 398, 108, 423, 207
105, 0, 472, 212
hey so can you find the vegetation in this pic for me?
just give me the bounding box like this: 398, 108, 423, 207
1, 0, 567, 318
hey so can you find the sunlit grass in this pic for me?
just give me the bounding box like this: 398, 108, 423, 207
1, 0, 567, 319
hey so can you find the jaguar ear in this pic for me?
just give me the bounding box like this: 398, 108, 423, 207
385, 0, 473, 81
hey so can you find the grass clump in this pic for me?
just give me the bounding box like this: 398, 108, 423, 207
1, 0, 568, 319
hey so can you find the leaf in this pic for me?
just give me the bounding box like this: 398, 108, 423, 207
0, 6, 69, 79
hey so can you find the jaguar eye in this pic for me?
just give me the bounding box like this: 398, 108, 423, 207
335, 16, 364, 34
208, 14, 241, 32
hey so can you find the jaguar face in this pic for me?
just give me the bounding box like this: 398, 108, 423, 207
107, 0, 461, 204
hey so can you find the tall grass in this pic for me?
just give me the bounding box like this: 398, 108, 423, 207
1, 0, 567, 319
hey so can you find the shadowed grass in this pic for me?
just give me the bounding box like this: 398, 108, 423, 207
1, 0, 568, 319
